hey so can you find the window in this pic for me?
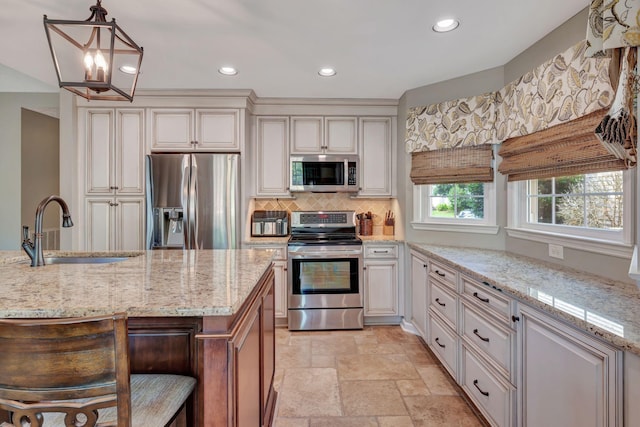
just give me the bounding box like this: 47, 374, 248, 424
509, 170, 633, 252
413, 182, 498, 234
527, 173, 623, 230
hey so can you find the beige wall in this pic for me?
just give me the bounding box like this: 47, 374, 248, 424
21, 109, 60, 249
398, 7, 634, 284
0, 93, 59, 250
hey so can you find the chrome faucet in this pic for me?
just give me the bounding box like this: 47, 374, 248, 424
22, 195, 74, 267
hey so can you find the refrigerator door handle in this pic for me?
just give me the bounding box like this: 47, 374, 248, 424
181, 155, 191, 249
190, 155, 199, 249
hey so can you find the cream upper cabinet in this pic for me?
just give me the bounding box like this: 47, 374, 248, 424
256, 117, 290, 197
149, 108, 240, 151
518, 304, 622, 427
358, 117, 394, 197
84, 109, 145, 195
290, 116, 357, 154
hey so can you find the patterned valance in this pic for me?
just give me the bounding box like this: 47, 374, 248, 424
405, 92, 498, 152
405, 40, 614, 153
586, 0, 640, 56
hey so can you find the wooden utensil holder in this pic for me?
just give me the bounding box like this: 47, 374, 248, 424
360, 219, 373, 236
383, 225, 394, 235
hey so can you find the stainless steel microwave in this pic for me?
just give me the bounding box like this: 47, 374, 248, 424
290, 155, 359, 192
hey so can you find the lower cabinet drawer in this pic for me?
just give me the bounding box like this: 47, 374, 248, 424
461, 345, 515, 427
428, 311, 458, 380
429, 279, 457, 328
461, 301, 514, 381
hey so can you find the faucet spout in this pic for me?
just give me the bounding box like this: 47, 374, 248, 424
22, 195, 74, 267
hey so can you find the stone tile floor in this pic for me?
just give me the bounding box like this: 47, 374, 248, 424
273, 325, 488, 427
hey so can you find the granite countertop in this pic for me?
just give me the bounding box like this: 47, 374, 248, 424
0, 249, 275, 318
360, 235, 403, 243
409, 243, 640, 355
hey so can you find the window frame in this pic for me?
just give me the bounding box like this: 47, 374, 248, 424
506, 169, 635, 258
411, 180, 499, 235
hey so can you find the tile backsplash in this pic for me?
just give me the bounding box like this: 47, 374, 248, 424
254, 193, 396, 235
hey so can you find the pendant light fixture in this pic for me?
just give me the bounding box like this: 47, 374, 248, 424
43, 0, 144, 102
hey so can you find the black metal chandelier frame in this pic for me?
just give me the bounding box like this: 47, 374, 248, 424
43, 0, 144, 101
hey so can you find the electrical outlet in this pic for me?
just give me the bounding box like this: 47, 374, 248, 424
549, 244, 564, 259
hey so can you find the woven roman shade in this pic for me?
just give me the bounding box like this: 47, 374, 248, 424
498, 109, 628, 181
410, 145, 494, 184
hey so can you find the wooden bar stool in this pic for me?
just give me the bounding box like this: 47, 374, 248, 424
0, 313, 196, 427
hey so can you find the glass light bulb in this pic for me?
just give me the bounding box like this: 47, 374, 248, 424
94, 50, 107, 71
84, 52, 94, 69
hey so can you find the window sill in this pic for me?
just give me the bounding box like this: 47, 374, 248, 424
411, 221, 500, 235
505, 227, 633, 259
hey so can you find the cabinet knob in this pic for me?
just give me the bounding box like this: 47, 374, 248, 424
512, 315, 520, 323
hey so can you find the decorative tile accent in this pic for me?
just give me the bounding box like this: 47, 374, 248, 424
254, 194, 395, 234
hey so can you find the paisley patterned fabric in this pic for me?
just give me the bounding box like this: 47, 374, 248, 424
405, 92, 498, 152
586, 0, 640, 56
405, 40, 614, 153
496, 40, 613, 142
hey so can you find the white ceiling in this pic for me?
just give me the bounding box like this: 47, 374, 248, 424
1, 0, 588, 99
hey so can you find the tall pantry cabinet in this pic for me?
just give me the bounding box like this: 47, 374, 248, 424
78, 108, 145, 251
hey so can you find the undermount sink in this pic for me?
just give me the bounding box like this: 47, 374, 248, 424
41, 256, 129, 265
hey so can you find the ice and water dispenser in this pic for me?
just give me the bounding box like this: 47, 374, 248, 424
152, 208, 184, 248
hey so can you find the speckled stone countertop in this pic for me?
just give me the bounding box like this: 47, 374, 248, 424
409, 243, 640, 356
0, 249, 275, 318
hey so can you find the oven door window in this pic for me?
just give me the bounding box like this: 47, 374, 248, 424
291, 257, 359, 294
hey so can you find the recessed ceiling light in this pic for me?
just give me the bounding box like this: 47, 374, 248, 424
432, 18, 459, 33
318, 67, 337, 77
218, 66, 238, 76
119, 65, 137, 75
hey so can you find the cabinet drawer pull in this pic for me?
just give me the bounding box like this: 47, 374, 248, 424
435, 337, 445, 348
435, 270, 446, 277
435, 298, 446, 307
473, 292, 490, 303
473, 379, 489, 396
473, 328, 490, 342
373, 250, 389, 254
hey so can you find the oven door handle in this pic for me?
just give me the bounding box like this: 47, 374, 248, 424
289, 250, 362, 258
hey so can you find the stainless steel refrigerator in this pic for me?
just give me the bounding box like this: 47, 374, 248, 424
145, 153, 240, 249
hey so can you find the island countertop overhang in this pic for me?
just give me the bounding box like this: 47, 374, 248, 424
0, 249, 275, 318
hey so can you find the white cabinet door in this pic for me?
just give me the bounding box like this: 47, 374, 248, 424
410, 251, 428, 338
273, 260, 288, 319
519, 305, 622, 427
115, 109, 145, 194
290, 117, 323, 153
85, 109, 144, 195
85, 198, 114, 251
149, 109, 194, 150
358, 117, 393, 196
364, 259, 398, 316
196, 109, 240, 150
115, 198, 145, 250
86, 197, 144, 251
149, 108, 239, 151
256, 117, 290, 196
325, 117, 357, 154
85, 110, 114, 194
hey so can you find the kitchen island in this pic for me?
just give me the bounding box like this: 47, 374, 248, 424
0, 249, 277, 427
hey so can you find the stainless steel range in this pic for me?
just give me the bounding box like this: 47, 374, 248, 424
287, 210, 363, 330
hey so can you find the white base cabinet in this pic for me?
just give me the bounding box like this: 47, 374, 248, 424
245, 244, 288, 323
518, 305, 622, 427
363, 243, 399, 319
410, 250, 428, 338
